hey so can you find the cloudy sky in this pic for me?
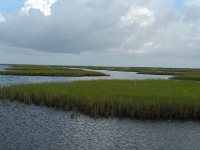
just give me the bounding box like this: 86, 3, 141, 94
0, 0, 200, 68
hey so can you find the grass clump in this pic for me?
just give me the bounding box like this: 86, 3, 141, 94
0, 65, 107, 77
1, 80, 200, 120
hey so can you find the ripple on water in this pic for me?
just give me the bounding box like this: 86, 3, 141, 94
0, 101, 200, 150
0, 66, 195, 150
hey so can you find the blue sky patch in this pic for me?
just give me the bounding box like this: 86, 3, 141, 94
173, 0, 187, 13
0, 0, 25, 14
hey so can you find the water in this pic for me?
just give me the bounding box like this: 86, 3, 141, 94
0, 65, 199, 150
0, 66, 172, 86
0, 65, 8, 71
0, 101, 200, 150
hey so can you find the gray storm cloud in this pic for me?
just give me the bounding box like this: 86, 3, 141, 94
0, 0, 200, 58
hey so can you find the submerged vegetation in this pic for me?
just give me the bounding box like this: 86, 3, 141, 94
0, 65, 107, 77
72, 66, 200, 81
1, 80, 200, 120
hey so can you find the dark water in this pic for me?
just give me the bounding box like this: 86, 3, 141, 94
0, 65, 199, 150
0, 101, 200, 150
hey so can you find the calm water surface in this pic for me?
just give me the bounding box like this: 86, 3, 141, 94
0, 66, 172, 86
0, 65, 199, 150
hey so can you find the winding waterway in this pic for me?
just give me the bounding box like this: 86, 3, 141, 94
0, 65, 199, 150
0, 66, 172, 86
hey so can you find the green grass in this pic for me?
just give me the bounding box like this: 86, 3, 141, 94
74, 66, 200, 81
1, 80, 200, 120
0, 65, 107, 77
2, 64, 200, 81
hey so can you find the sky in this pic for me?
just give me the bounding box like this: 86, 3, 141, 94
0, 0, 200, 68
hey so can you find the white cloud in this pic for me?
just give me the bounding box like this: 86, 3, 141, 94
21, 0, 57, 16
120, 6, 156, 28
0, 0, 200, 63
0, 14, 6, 23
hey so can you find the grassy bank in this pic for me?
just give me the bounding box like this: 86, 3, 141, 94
0, 65, 107, 77
74, 66, 200, 81
1, 80, 200, 120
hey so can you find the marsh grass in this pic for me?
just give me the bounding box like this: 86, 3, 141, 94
75, 66, 200, 81
2, 64, 200, 81
0, 65, 107, 77
1, 80, 200, 120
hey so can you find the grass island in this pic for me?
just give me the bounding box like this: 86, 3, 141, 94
1, 65, 200, 120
